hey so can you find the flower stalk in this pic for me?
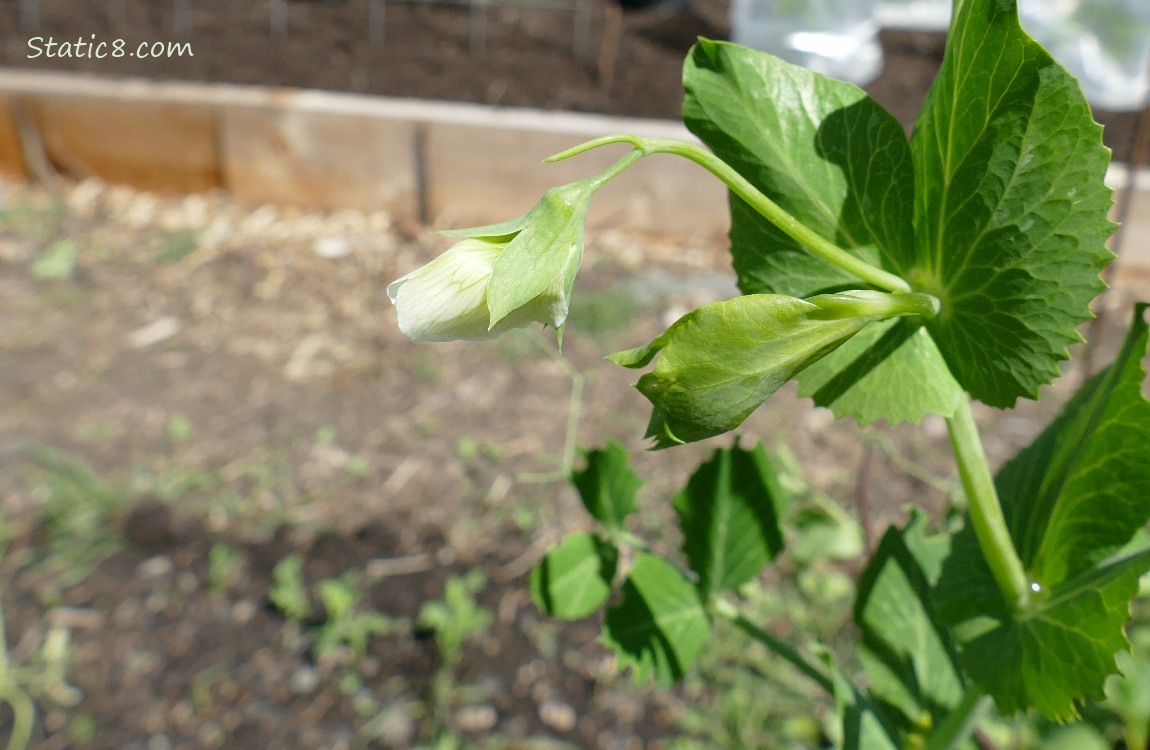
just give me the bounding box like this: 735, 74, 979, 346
548, 135, 913, 295
947, 397, 1032, 613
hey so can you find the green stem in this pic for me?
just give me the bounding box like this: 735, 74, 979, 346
923, 688, 989, 750
515, 330, 585, 484
946, 398, 1031, 612
584, 146, 644, 191
713, 599, 834, 695
0, 591, 34, 750
549, 135, 912, 294
0, 687, 34, 750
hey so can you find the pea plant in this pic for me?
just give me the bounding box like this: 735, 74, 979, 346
387, 0, 1150, 745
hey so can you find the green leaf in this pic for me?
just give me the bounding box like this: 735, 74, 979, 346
854, 513, 965, 742
796, 320, 963, 425
997, 303, 1150, 589
816, 646, 901, 750
911, 0, 1115, 407
602, 553, 711, 686
681, 39, 961, 425
933, 305, 1150, 718
530, 532, 617, 620
571, 440, 642, 532
610, 291, 936, 447
683, 38, 915, 294
1104, 626, 1150, 750
956, 548, 1150, 720
673, 442, 787, 599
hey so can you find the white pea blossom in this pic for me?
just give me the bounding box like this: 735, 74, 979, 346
386, 236, 578, 342
387, 179, 594, 343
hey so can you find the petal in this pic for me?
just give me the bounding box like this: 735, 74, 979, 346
387, 239, 502, 342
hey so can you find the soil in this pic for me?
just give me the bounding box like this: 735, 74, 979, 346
0, 4, 1145, 749
0, 0, 1142, 159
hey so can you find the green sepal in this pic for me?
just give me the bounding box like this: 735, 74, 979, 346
479, 180, 594, 328
610, 291, 936, 448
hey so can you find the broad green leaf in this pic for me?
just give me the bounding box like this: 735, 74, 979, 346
796, 320, 963, 425
602, 553, 711, 686
933, 305, 1150, 718
854, 513, 965, 741
681, 39, 961, 425
530, 532, 617, 620
571, 440, 641, 533
955, 548, 1150, 720
673, 442, 787, 599
997, 303, 1150, 588
609, 291, 936, 447
683, 38, 915, 292
911, 0, 1115, 406
816, 646, 901, 750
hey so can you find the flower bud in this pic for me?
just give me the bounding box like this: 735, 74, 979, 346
388, 179, 596, 343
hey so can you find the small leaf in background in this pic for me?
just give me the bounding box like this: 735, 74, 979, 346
788, 505, 864, 567
853, 513, 965, 742
166, 415, 195, 443
530, 532, 616, 620
602, 553, 710, 686
571, 440, 641, 533
816, 646, 901, 750
31, 239, 78, 280
673, 442, 787, 599
1104, 625, 1150, 750
417, 569, 493, 667
911, 0, 1115, 407
153, 230, 198, 263
934, 304, 1150, 719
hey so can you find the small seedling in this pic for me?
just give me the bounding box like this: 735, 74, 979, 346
314, 572, 391, 662
269, 553, 310, 622
166, 415, 195, 443
152, 230, 197, 264
206, 543, 246, 598
417, 570, 493, 669
25, 445, 128, 585
29, 240, 77, 281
